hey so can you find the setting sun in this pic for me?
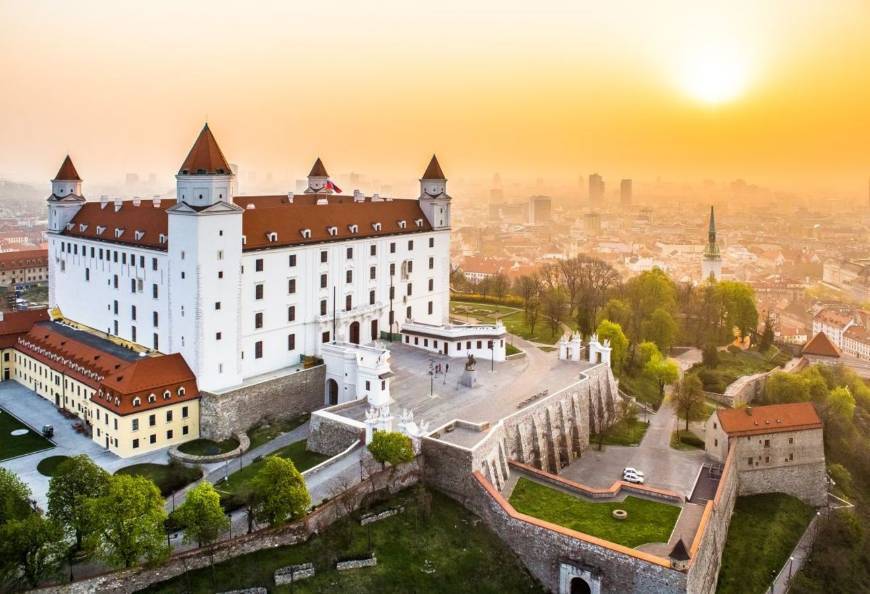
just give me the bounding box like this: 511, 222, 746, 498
679, 44, 751, 105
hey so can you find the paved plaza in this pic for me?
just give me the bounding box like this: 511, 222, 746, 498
338, 336, 592, 436
0, 382, 173, 508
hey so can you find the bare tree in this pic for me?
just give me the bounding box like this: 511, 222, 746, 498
491, 273, 509, 301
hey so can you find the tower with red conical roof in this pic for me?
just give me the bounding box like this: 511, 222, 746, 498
418, 154, 451, 230
175, 123, 236, 207
47, 155, 86, 234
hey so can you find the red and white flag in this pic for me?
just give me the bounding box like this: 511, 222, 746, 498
325, 180, 342, 193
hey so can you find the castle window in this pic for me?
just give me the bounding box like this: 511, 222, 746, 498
163, 390, 171, 399
320, 274, 327, 289
255, 284, 264, 300
327, 226, 338, 236
346, 270, 353, 283
132, 397, 141, 407
289, 254, 297, 267
288, 305, 296, 321
372, 222, 382, 231
370, 244, 377, 256
369, 290, 375, 305
415, 218, 423, 227
429, 237, 434, 248
288, 334, 296, 350
346, 247, 353, 259
348, 224, 358, 234
320, 250, 328, 263
301, 229, 312, 239
148, 393, 156, 403
370, 266, 376, 280
397, 220, 406, 229
345, 294, 352, 311
254, 341, 263, 359
255, 258, 264, 271
96, 226, 106, 235
288, 278, 296, 294
255, 312, 263, 328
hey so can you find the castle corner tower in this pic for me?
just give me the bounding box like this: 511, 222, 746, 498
418, 154, 451, 230
175, 123, 235, 207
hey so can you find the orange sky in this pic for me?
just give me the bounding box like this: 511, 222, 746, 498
1, 1, 868, 193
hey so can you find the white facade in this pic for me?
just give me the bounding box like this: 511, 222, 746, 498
400, 320, 507, 362
46, 134, 452, 394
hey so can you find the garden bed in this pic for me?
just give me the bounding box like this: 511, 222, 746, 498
115, 461, 202, 496
178, 437, 240, 456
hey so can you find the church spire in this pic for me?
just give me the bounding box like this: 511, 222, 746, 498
53, 155, 81, 182
422, 154, 446, 180
702, 205, 722, 281
708, 205, 717, 244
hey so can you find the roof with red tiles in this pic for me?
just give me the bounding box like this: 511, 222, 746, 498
0, 308, 50, 349
0, 249, 48, 271
53, 155, 81, 181
716, 402, 822, 437
308, 157, 328, 177
178, 124, 232, 175
801, 332, 841, 358
422, 154, 446, 180
62, 200, 169, 249
16, 322, 198, 415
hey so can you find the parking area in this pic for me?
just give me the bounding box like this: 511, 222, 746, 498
560, 401, 710, 498
0, 382, 173, 508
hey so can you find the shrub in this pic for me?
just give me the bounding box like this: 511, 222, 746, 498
726, 344, 741, 354
680, 433, 705, 448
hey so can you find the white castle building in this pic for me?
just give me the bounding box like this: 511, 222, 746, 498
47, 125, 452, 394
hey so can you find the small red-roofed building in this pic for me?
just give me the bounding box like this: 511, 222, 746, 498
704, 402, 826, 505
0, 249, 48, 287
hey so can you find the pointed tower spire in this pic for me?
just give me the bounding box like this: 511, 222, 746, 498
708, 205, 716, 243
53, 155, 81, 182
702, 205, 722, 281
178, 123, 232, 175
422, 154, 446, 180
308, 157, 329, 178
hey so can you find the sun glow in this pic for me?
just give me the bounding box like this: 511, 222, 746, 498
679, 44, 751, 105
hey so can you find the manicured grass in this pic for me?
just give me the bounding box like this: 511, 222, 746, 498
0, 408, 54, 461
115, 461, 202, 497
37, 455, 71, 476
717, 494, 814, 594
178, 437, 240, 456
591, 417, 649, 446
246, 413, 310, 450
619, 372, 663, 409
142, 488, 545, 594
508, 478, 681, 548
690, 349, 786, 393
216, 440, 327, 511
451, 301, 565, 344
506, 342, 522, 356
669, 430, 705, 451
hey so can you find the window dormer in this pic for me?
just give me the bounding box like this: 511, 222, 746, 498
397, 220, 407, 229
266, 231, 278, 242
147, 393, 156, 403
114, 228, 124, 238
348, 224, 358, 234
159, 233, 167, 244
327, 226, 338, 237
163, 389, 171, 399
372, 222, 382, 232
132, 397, 141, 407
177, 386, 186, 397
301, 228, 312, 239
79, 224, 88, 232
241, 235, 247, 245
415, 218, 423, 227
96, 225, 106, 235
134, 230, 145, 241
66, 223, 74, 231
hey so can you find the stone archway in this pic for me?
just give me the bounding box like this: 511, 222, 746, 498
559, 562, 601, 594
349, 321, 360, 345
326, 378, 339, 406
570, 577, 592, 594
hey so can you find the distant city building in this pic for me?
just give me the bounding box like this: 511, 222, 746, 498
0, 249, 48, 287
811, 307, 870, 360
701, 205, 722, 281
584, 212, 601, 235
588, 173, 604, 204
620, 179, 632, 206
528, 195, 552, 225
124, 173, 139, 186
822, 258, 870, 302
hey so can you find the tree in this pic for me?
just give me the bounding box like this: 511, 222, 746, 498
702, 343, 719, 368
0, 468, 33, 525
764, 372, 811, 404
525, 296, 541, 335
85, 474, 168, 568
248, 457, 310, 528
367, 431, 415, 469
599, 298, 631, 331
826, 386, 856, 428
623, 268, 677, 341
491, 273, 509, 301
674, 373, 705, 432
595, 320, 629, 373
642, 308, 679, 354
174, 482, 228, 549
47, 454, 110, 551
643, 354, 679, 400
759, 312, 775, 352
715, 281, 758, 340
543, 287, 568, 338
0, 513, 66, 589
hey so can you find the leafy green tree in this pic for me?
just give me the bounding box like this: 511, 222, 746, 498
623, 268, 677, 341
826, 386, 856, 426
595, 320, 629, 373
636, 341, 662, 368
758, 312, 775, 351
47, 454, 110, 550
85, 474, 168, 568
174, 482, 229, 548
643, 354, 679, 399
0, 468, 33, 525
714, 281, 758, 340
642, 307, 679, 354
249, 457, 310, 528
702, 343, 719, 368
674, 373, 705, 432
599, 298, 631, 330
764, 372, 811, 403
368, 431, 415, 468
0, 513, 66, 589
543, 287, 568, 337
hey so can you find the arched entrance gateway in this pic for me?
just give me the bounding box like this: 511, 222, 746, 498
570, 578, 592, 594
326, 378, 339, 405
349, 321, 360, 345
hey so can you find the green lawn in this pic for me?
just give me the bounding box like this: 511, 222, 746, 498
508, 478, 681, 548
0, 408, 54, 461
142, 488, 545, 594
506, 343, 522, 356
691, 348, 789, 393
36, 455, 71, 476
717, 494, 814, 594
619, 372, 664, 409
246, 414, 310, 450
216, 440, 327, 511
115, 461, 202, 497
591, 417, 649, 446
178, 437, 240, 456
669, 430, 705, 451
451, 301, 565, 344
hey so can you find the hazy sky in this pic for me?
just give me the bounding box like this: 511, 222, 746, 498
1, 0, 868, 193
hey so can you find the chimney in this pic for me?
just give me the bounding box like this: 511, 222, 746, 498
353, 189, 364, 203
286, 192, 294, 204
132, 197, 141, 207
100, 195, 109, 209
113, 197, 122, 211
371, 193, 383, 202
746, 406, 753, 416
152, 197, 161, 208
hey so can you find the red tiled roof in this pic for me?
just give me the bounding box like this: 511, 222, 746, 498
717, 402, 822, 436
16, 322, 198, 415
801, 332, 841, 358
0, 308, 49, 348
0, 249, 48, 271
308, 158, 328, 177
422, 154, 445, 180
62, 195, 434, 252
178, 124, 232, 175
53, 155, 81, 181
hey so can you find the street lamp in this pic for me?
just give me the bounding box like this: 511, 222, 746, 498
490, 341, 494, 372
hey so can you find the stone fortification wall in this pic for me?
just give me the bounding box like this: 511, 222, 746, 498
33, 457, 421, 594
686, 448, 737, 594
737, 461, 827, 506
466, 472, 686, 594
306, 407, 365, 456
200, 365, 325, 440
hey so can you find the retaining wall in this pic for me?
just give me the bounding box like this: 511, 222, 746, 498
200, 365, 325, 440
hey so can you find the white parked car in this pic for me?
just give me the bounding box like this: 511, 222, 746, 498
623, 467, 645, 478
623, 471, 645, 484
